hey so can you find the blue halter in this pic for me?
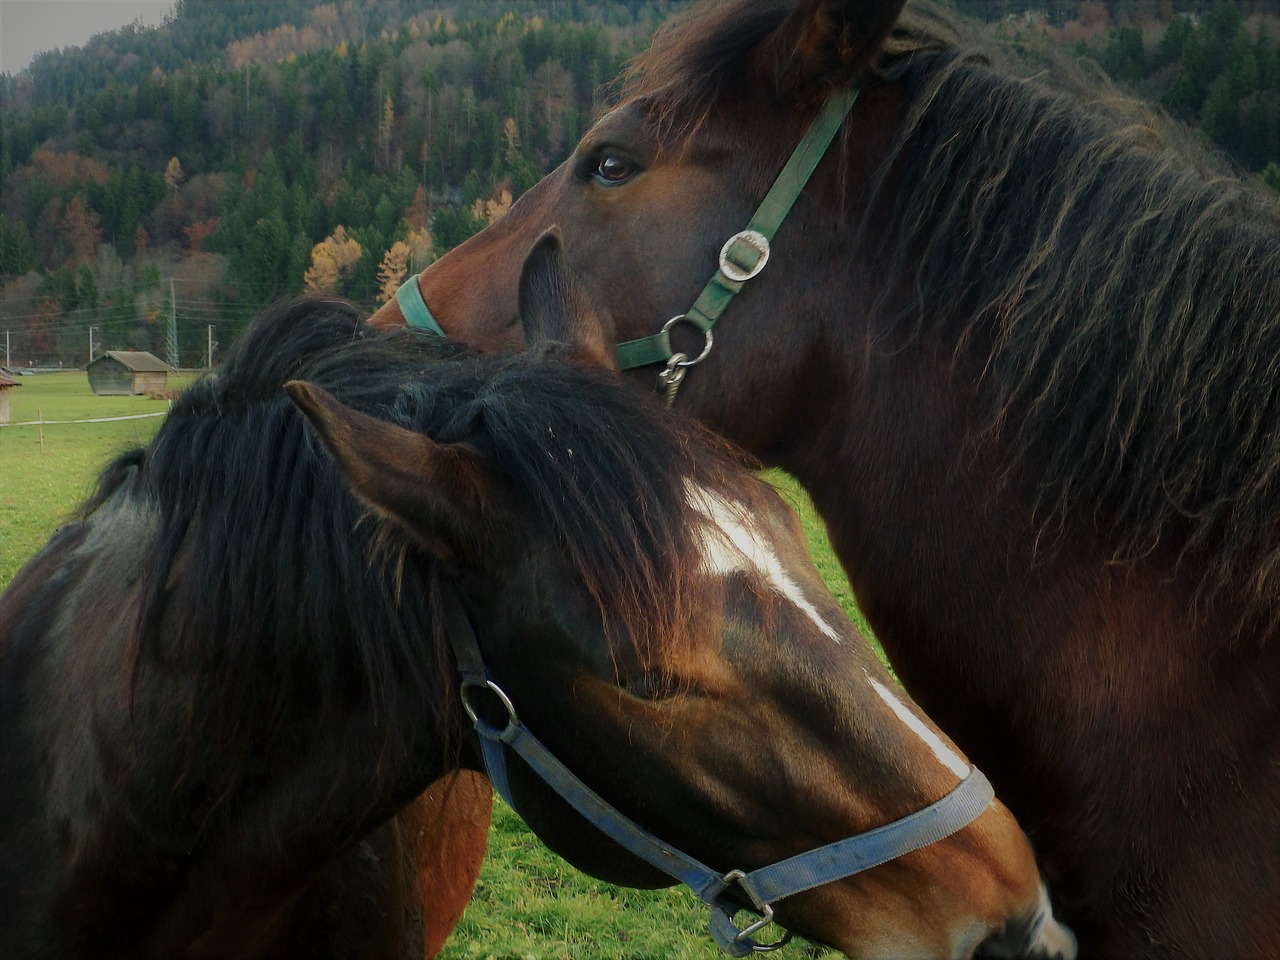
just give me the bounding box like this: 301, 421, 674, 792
440, 586, 995, 957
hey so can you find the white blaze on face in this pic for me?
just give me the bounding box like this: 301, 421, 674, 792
685, 482, 844, 645
867, 674, 971, 778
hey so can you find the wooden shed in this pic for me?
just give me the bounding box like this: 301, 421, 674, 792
87, 351, 176, 396
0, 371, 21, 424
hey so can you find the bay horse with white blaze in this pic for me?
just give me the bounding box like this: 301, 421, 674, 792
375, 0, 1280, 957
0, 242, 1072, 958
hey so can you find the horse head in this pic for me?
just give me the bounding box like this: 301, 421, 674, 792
370, 0, 919, 444
313, 233, 1074, 959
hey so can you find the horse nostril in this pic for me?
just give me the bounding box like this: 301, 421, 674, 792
973, 888, 1078, 960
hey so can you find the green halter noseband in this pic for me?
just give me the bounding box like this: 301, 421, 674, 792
396, 86, 859, 403
396, 273, 445, 337
617, 86, 860, 403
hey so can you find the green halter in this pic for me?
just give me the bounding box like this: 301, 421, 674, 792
617, 86, 860, 402
396, 274, 445, 337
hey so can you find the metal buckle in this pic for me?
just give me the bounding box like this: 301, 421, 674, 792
460, 678, 519, 741
718, 230, 770, 283
721, 870, 794, 953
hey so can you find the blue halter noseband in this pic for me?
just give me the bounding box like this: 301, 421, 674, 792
440, 585, 994, 957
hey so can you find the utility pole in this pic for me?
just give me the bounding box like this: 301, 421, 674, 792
4, 331, 9, 369
166, 279, 178, 370
207, 325, 216, 369
89, 326, 97, 363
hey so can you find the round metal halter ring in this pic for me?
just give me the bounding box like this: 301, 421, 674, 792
461, 678, 519, 741
661, 315, 714, 367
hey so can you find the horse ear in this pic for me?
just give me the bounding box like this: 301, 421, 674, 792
518, 227, 618, 371
284, 380, 506, 564
760, 0, 908, 94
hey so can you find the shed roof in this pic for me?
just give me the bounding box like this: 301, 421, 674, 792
0, 372, 21, 388
91, 351, 176, 373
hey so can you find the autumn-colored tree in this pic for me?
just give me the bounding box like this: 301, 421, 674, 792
303, 244, 339, 293
404, 184, 429, 231
303, 225, 362, 293
164, 156, 184, 199
469, 188, 513, 227
405, 226, 433, 272
375, 241, 410, 304
183, 218, 219, 255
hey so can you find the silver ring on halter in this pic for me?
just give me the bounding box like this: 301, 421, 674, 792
461, 678, 519, 741
719, 230, 770, 283
661, 315, 714, 367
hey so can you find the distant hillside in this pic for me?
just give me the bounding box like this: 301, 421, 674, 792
1, 0, 1277, 367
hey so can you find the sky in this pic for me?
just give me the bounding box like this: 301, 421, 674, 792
0, 0, 175, 75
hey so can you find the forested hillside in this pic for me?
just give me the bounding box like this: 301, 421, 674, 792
1, 0, 1277, 367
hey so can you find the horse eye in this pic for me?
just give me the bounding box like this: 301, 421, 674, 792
622, 671, 702, 701
622, 672, 669, 699
595, 154, 634, 184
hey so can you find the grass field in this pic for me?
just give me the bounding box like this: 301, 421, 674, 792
0, 371, 867, 959
0, 372, 189, 588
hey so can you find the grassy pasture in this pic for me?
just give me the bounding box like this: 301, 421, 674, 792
0, 371, 866, 959
0, 372, 186, 589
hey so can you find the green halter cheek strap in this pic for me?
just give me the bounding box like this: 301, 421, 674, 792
615, 86, 861, 374
396, 274, 445, 337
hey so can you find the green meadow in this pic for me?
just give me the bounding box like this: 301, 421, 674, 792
0, 371, 863, 959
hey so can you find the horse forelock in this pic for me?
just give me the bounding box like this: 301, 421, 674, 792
620, 1, 957, 138
126, 300, 456, 767
867, 36, 1280, 616
620, 0, 790, 126
457, 358, 768, 673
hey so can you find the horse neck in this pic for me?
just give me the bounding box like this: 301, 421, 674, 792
777, 309, 1280, 934
5, 485, 457, 950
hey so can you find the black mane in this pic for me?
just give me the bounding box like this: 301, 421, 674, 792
88, 298, 758, 763
866, 34, 1280, 610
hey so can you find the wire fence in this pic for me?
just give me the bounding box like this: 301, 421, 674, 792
0, 411, 169, 429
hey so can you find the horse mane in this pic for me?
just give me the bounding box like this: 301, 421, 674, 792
858, 19, 1280, 613
619, 0, 957, 131
119, 300, 455, 773
95, 298, 759, 772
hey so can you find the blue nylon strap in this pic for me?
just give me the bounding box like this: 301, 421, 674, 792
483, 712, 993, 956
476, 719, 758, 956
480, 720, 724, 897
734, 767, 994, 907
396, 274, 446, 336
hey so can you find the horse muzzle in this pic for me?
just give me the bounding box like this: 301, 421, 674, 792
973, 884, 1077, 960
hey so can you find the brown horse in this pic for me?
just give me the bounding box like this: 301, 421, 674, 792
375, 1, 1280, 957
0, 243, 1073, 958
